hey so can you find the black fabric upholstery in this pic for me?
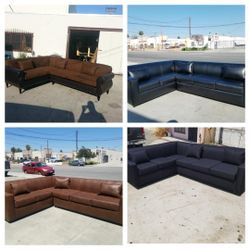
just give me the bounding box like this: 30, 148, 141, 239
128, 60, 245, 107
128, 141, 245, 195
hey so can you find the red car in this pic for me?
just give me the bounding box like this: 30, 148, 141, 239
23, 162, 55, 176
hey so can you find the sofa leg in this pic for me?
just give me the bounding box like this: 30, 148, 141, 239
97, 96, 100, 101
19, 88, 23, 94
6, 82, 10, 88
52, 82, 55, 85
106, 90, 109, 94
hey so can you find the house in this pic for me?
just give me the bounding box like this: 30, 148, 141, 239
5, 5, 123, 74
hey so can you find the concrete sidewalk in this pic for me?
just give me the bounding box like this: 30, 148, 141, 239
5, 75, 122, 122
128, 176, 245, 243
6, 207, 122, 245
128, 91, 244, 123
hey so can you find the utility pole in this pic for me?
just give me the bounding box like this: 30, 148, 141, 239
76, 130, 78, 154
47, 140, 49, 158
189, 17, 192, 39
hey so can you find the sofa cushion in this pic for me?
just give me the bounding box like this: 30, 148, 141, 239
11, 182, 30, 196
222, 65, 245, 81
81, 62, 97, 75
6, 59, 20, 69
210, 163, 238, 181
50, 56, 66, 69
65, 59, 82, 72
177, 142, 190, 155
174, 61, 192, 74
175, 73, 193, 84
202, 145, 224, 161
191, 74, 217, 89
215, 79, 244, 95
14, 192, 38, 208
99, 183, 122, 198
70, 191, 97, 206
145, 142, 177, 159
176, 157, 197, 168
32, 57, 50, 68
63, 71, 97, 87
52, 189, 77, 200
31, 188, 54, 201
24, 66, 50, 80
129, 68, 150, 81
92, 195, 121, 211
95, 64, 112, 77
55, 178, 70, 189
130, 150, 149, 164
178, 158, 220, 174
193, 62, 222, 77
136, 162, 158, 176
223, 148, 245, 165
151, 154, 184, 170
186, 144, 202, 159
18, 60, 34, 71
138, 78, 160, 93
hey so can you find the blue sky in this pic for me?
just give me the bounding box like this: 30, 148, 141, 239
69, 5, 122, 15
128, 5, 245, 38
5, 128, 122, 152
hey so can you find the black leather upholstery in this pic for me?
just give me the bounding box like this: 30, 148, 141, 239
128, 60, 245, 107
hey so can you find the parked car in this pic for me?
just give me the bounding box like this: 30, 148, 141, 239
23, 162, 55, 176
128, 128, 145, 148
69, 160, 85, 166
5, 160, 10, 176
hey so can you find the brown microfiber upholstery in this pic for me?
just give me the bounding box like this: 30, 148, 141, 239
100, 183, 122, 198
6, 59, 20, 69
95, 64, 112, 77
24, 67, 51, 80
64, 72, 98, 87
55, 177, 70, 189
32, 56, 50, 67
92, 195, 121, 211
81, 62, 98, 75
18, 60, 34, 71
49, 67, 71, 79
65, 59, 82, 72
50, 56, 66, 69
11, 182, 30, 196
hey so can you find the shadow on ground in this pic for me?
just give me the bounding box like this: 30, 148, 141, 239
6, 102, 107, 122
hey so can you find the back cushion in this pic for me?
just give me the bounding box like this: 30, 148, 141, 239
186, 144, 203, 159
129, 150, 149, 163
145, 142, 176, 159
66, 59, 82, 72
222, 65, 245, 81
80, 179, 102, 193
129, 68, 150, 81
177, 142, 190, 155
6, 60, 20, 69
202, 145, 224, 161
81, 62, 97, 75
174, 61, 193, 74
18, 60, 34, 71
27, 177, 53, 191
10, 182, 30, 196
223, 147, 245, 165
32, 57, 50, 68
50, 56, 66, 69
193, 62, 222, 77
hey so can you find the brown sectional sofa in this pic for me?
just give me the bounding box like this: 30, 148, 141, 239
5, 176, 122, 225
5, 56, 114, 100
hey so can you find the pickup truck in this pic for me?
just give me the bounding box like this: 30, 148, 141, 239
128, 128, 145, 148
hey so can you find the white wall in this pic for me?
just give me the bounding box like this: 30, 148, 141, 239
5, 12, 123, 73
5, 5, 68, 14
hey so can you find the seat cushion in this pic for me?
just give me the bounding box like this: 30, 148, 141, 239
136, 162, 158, 176
31, 188, 53, 201
63, 71, 98, 87
52, 189, 78, 201
151, 154, 184, 169
14, 192, 39, 208
180, 158, 221, 174
92, 195, 121, 211
176, 157, 198, 168
215, 79, 244, 95
70, 191, 97, 206
191, 74, 218, 89
24, 66, 50, 80
210, 163, 238, 181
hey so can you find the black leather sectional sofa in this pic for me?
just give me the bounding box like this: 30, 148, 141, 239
128, 142, 245, 195
128, 60, 245, 107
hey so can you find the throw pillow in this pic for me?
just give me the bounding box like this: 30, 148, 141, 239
55, 178, 70, 189
18, 60, 34, 71
186, 144, 202, 159
99, 183, 122, 198
11, 182, 30, 196
223, 148, 245, 165
130, 150, 149, 164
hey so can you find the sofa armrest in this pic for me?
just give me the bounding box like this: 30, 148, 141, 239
5, 66, 25, 83
96, 73, 114, 94
128, 77, 139, 106
128, 160, 139, 187
235, 163, 245, 195
5, 192, 16, 222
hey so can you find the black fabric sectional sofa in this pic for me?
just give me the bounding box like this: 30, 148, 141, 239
128, 60, 245, 107
128, 142, 245, 195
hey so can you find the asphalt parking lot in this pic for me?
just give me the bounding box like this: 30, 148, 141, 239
5, 75, 122, 122
127, 48, 245, 123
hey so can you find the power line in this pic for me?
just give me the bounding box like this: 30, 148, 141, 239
129, 15, 188, 24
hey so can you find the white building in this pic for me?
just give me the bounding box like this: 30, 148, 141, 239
5, 5, 123, 74
92, 148, 122, 165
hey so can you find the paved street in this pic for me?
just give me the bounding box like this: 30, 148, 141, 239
6, 163, 122, 181
128, 48, 245, 65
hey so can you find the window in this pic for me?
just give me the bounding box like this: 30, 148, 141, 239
174, 128, 186, 134
5, 31, 33, 52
